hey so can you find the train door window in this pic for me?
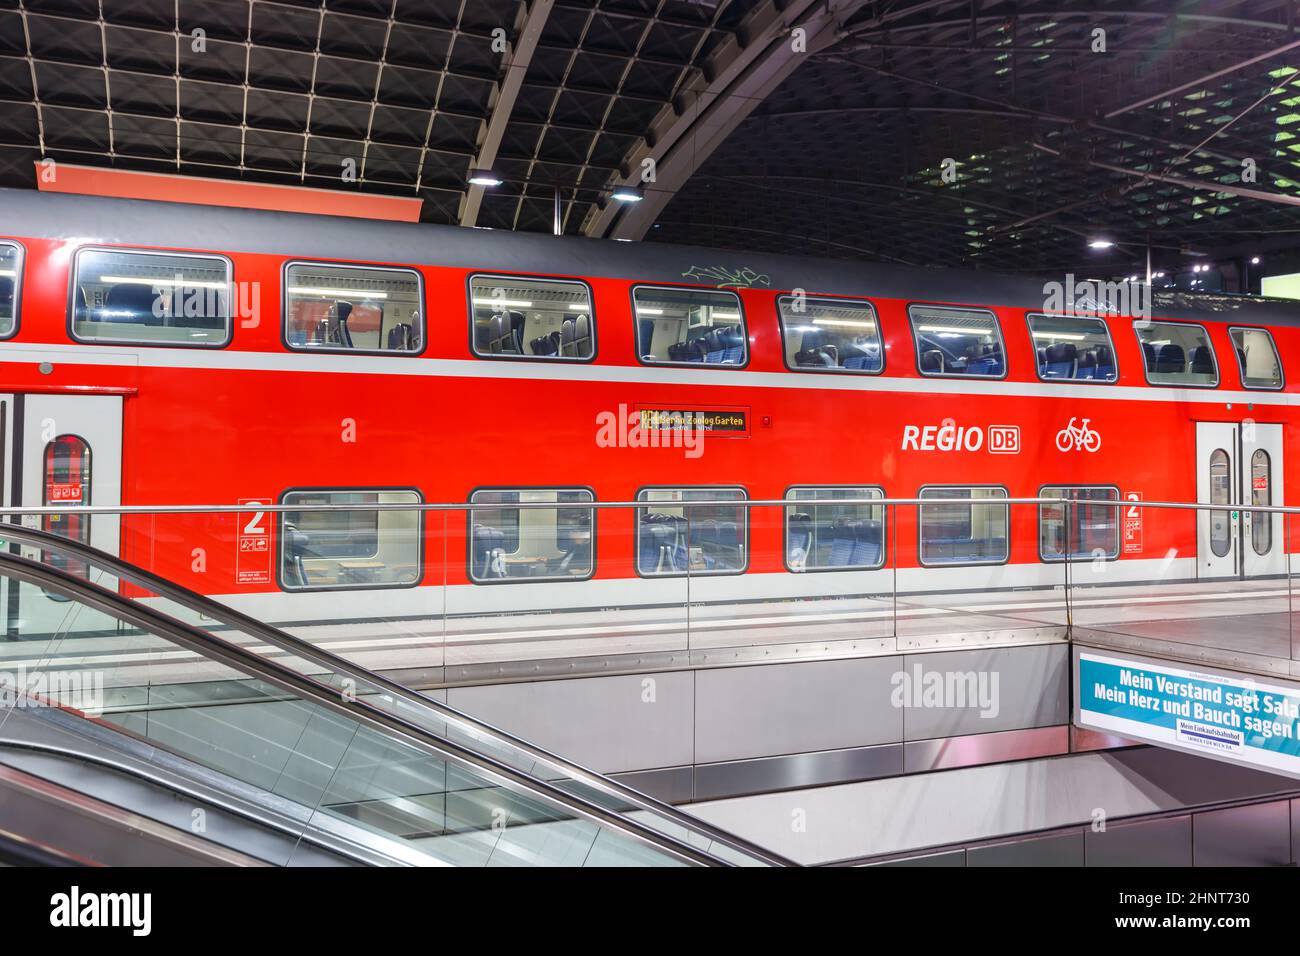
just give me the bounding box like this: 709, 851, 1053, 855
469, 275, 594, 360
0, 240, 22, 339
785, 486, 885, 571
285, 262, 423, 354
633, 286, 747, 366
468, 488, 595, 582
909, 305, 1006, 378
71, 247, 232, 346
278, 489, 422, 591
1251, 449, 1272, 555
918, 486, 1009, 566
637, 487, 747, 575
1026, 314, 1118, 383
42, 435, 91, 579
1228, 327, 1283, 390
777, 296, 883, 373
1135, 321, 1218, 387
1208, 449, 1232, 558
1038, 486, 1120, 561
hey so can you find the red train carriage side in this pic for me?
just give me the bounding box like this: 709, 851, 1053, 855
0, 187, 1296, 633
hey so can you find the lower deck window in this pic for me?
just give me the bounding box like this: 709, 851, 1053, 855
469, 489, 594, 582
786, 486, 885, 571
43, 434, 92, 580
1039, 487, 1120, 561
279, 489, 421, 590
637, 487, 747, 575
919, 487, 1008, 566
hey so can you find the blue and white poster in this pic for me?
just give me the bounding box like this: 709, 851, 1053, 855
1076, 648, 1300, 779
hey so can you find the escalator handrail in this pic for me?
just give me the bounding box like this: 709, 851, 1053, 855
0, 548, 739, 868
0, 523, 794, 867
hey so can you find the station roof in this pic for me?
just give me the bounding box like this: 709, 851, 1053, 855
2, 0, 1299, 274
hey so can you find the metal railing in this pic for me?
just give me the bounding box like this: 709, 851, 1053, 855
0, 542, 797, 867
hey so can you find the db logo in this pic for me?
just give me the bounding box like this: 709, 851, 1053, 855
988, 426, 1021, 454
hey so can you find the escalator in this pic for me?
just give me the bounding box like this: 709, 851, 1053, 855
0, 525, 795, 867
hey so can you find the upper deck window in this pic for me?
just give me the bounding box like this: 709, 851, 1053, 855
1228, 327, 1283, 390
910, 305, 1005, 378
633, 286, 746, 366
778, 296, 883, 373
286, 261, 423, 354
72, 247, 231, 346
1026, 314, 1117, 383
469, 274, 594, 360
1135, 321, 1217, 387
0, 241, 22, 339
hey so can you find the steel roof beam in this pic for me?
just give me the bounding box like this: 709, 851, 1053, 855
581, 0, 873, 241
459, 0, 554, 227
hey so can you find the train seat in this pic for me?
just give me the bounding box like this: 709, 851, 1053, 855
1141, 342, 1158, 370
965, 344, 1003, 376
637, 318, 655, 359
703, 329, 728, 363
787, 512, 812, 570
388, 322, 415, 351
530, 333, 558, 355
1093, 344, 1115, 379
716, 326, 744, 363
1190, 345, 1214, 375
921, 349, 944, 373
842, 344, 881, 371
471, 525, 508, 579
1076, 349, 1098, 379
572, 313, 592, 357
1042, 342, 1077, 378
1155, 344, 1184, 374
559, 317, 577, 356
101, 284, 159, 324
334, 301, 354, 348
851, 520, 883, 566
668, 338, 706, 362
827, 518, 858, 567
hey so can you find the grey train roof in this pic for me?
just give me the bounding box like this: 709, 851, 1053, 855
4, 187, 1299, 330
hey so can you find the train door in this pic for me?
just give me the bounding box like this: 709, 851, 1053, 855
0, 394, 123, 638
1242, 423, 1285, 578
1195, 421, 1285, 579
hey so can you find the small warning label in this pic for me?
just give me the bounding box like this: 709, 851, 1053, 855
236, 498, 271, 585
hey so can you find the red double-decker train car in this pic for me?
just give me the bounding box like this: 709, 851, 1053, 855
0, 187, 1295, 648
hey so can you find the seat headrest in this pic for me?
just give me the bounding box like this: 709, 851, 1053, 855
1045, 342, 1077, 362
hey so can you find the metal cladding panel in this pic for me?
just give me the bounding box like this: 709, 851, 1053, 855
5, 187, 1300, 327
1084, 816, 1194, 867
446, 671, 696, 775
898, 644, 1069, 741
692, 656, 904, 765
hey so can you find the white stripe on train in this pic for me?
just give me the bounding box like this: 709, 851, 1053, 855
0, 341, 1294, 406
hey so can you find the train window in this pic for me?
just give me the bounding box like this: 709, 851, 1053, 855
279, 489, 422, 591
1252, 449, 1272, 555
1135, 321, 1218, 387
286, 261, 423, 354
637, 487, 747, 576
0, 240, 22, 339
778, 296, 883, 373
42, 435, 92, 580
469, 274, 595, 360
1228, 327, 1283, 390
785, 486, 885, 571
1026, 314, 1117, 383
633, 286, 746, 366
469, 488, 594, 582
909, 305, 1005, 378
1038, 486, 1120, 562
918, 486, 1008, 566
71, 247, 231, 346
